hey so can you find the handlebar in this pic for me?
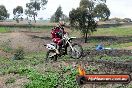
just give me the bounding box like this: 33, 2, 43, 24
63, 34, 76, 41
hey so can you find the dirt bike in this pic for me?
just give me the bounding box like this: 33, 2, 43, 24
44, 33, 83, 62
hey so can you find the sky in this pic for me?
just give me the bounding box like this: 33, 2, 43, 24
0, 0, 132, 20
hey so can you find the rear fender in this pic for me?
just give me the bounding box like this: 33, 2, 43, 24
46, 44, 56, 50
68, 37, 76, 42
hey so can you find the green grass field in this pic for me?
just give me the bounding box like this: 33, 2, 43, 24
108, 42, 132, 48
93, 27, 132, 36
0, 26, 53, 33
0, 27, 11, 33
1, 25, 132, 36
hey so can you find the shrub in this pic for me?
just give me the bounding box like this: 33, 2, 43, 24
12, 47, 24, 60
19, 66, 80, 88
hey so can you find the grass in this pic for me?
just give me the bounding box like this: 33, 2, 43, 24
0, 54, 80, 88
81, 26, 132, 50
93, 27, 132, 36
108, 42, 132, 49
0, 22, 54, 28
0, 25, 132, 37
82, 42, 132, 50
25, 51, 46, 59
0, 40, 13, 53
0, 51, 46, 75
22, 65, 79, 88
5, 77, 16, 85
0, 27, 11, 33
0, 51, 132, 88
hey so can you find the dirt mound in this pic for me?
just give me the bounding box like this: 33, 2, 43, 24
0, 32, 51, 52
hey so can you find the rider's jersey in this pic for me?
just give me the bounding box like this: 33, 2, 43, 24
51, 26, 66, 39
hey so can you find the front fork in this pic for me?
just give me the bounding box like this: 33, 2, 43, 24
67, 41, 74, 51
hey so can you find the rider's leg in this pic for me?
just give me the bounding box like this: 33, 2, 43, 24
56, 39, 63, 54
54, 38, 62, 54
55, 45, 60, 54
52, 38, 60, 54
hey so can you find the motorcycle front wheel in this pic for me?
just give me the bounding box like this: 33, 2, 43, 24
45, 50, 57, 62
67, 43, 83, 59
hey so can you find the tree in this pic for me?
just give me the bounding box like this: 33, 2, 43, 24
61, 14, 69, 22
50, 13, 68, 22
109, 17, 122, 23
92, 0, 106, 3
94, 4, 110, 20
0, 5, 9, 20
54, 6, 63, 22
69, 7, 97, 43
69, 0, 110, 43
25, 0, 48, 23
123, 18, 131, 23
13, 6, 23, 23
39, 17, 43, 20
80, 0, 94, 11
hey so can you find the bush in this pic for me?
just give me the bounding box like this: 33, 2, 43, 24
12, 47, 24, 60
22, 66, 79, 88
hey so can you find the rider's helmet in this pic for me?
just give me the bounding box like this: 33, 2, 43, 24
53, 21, 65, 38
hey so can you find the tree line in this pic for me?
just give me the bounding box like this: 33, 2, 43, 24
0, 0, 48, 23
0, 0, 110, 22
0, 0, 111, 43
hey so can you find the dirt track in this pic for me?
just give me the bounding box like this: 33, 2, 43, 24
0, 32, 51, 52
0, 31, 132, 58
83, 49, 132, 57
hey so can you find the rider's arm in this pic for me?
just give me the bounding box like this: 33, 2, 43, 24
51, 29, 55, 39
61, 27, 66, 34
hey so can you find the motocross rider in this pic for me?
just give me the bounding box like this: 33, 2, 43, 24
51, 21, 66, 54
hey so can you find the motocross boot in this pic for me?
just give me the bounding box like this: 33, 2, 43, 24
55, 44, 60, 54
